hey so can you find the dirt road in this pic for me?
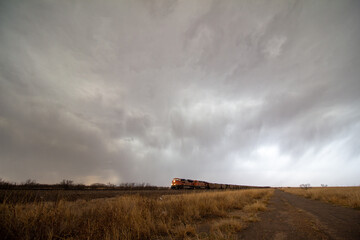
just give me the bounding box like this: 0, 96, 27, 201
239, 189, 360, 240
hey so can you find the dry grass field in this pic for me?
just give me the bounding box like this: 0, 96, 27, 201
282, 187, 360, 209
0, 188, 273, 239
0, 189, 198, 204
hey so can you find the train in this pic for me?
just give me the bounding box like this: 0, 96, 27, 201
170, 178, 268, 190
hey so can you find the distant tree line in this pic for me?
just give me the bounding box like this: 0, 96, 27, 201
0, 178, 163, 190
299, 184, 329, 189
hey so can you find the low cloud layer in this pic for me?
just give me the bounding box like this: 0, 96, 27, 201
1, 0, 359, 186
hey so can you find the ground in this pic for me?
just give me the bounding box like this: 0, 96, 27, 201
238, 189, 360, 240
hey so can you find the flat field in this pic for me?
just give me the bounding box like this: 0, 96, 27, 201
0, 188, 273, 240
281, 187, 360, 209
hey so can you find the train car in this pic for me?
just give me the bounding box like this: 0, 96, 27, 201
193, 180, 208, 189
207, 183, 221, 189
171, 178, 262, 190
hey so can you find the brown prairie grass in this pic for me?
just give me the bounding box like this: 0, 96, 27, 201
282, 187, 360, 209
0, 188, 273, 240
243, 200, 267, 212
0, 189, 195, 204
210, 219, 243, 239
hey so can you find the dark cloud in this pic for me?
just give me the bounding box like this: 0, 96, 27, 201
0, 0, 359, 186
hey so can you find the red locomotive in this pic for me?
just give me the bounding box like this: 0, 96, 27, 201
171, 178, 197, 189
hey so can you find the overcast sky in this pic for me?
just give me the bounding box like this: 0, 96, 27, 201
0, 0, 359, 187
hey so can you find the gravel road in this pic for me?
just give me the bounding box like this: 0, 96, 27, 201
239, 189, 360, 240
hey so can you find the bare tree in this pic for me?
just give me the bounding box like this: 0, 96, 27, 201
300, 183, 311, 189
0, 178, 13, 189
23, 179, 38, 186
59, 179, 74, 189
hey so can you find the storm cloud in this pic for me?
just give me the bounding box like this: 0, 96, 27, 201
0, 0, 359, 186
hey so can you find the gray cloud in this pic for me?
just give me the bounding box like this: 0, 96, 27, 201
0, 0, 359, 186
